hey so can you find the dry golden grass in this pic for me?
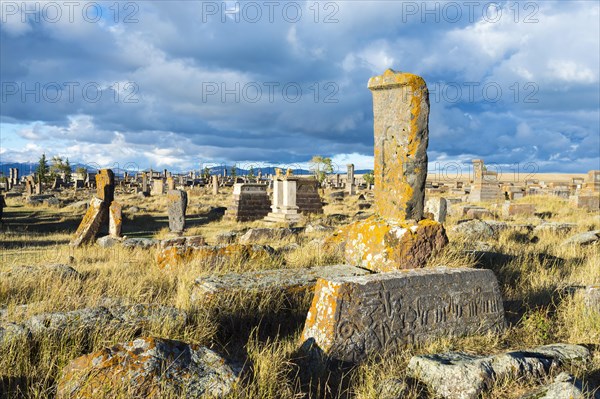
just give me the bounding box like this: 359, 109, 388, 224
1, 190, 599, 398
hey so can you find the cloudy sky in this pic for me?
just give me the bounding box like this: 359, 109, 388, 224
1, 0, 599, 175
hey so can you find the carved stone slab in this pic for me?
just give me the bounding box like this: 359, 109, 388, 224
301, 267, 506, 363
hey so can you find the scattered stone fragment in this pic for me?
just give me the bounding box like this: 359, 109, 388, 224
304, 224, 334, 234
108, 201, 122, 237
584, 285, 600, 312
56, 337, 240, 399
0, 322, 30, 342
238, 227, 294, 244
191, 264, 371, 302
122, 237, 158, 250
216, 231, 238, 244
466, 208, 494, 219
520, 372, 599, 399
65, 200, 89, 210
407, 344, 591, 399
335, 216, 448, 272
452, 219, 495, 239
502, 202, 536, 218
561, 230, 600, 246
96, 235, 121, 248
378, 378, 409, 399
533, 222, 577, 234
157, 241, 273, 269
25, 307, 116, 336
301, 267, 505, 363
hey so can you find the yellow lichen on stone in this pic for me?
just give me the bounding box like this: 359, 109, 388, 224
301, 278, 343, 352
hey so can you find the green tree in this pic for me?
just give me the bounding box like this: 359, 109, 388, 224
202, 167, 210, 181
36, 153, 49, 183
231, 165, 237, 180
247, 167, 255, 180
363, 170, 375, 186
64, 158, 72, 182
75, 167, 87, 176
309, 155, 333, 184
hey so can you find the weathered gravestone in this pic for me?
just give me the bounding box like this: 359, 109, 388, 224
109, 201, 122, 237
167, 176, 175, 190
425, 197, 447, 223
333, 69, 448, 272
300, 267, 505, 363
167, 189, 187, 233
469, 159, 501, 202
70, 197, 108, 247
296, 177, 324, 214
212, 175, 219, 195
96, 169, 115, 204
152, 179, 164, 196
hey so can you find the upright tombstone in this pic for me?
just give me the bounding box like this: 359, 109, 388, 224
301, 267, 506, 363
167, 176, 175, 191
336, 69, 448, 272
141, 172, 149, 194
571, 170, 600, 210
35, 180, 42, 195
296, 177, 324, 214
424, 197, 447, 223
346, 164, 355, 195
25, 178, 34, 196
96, 169, 115, 204
212, 175, 219, 195
224, 183, 271, 222
264, 169, 301, 223
336, 174, 341, 188
108, 201, 122, 237
469, 159, 500, 202
167, 189, 187, 234
152, 179, 164, 196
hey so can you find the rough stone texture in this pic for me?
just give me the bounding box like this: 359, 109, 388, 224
502, 202, 536, 218
69, 197, 108, 247
191, 264, 371, 302
561, 230, 600, 246
96, 235, 120, 248
108, 201, 122, 237
469, 159, 501, 202
368, 69, 429, 222
520, 372, 600, 399
224, 183, 271, 222
296, 178, 324, 214
157, 242, 272, 269
300, 267, 505, 363
407, 344, 591, 399
238, 227, 294, 244
122, 237, 158, 250
56, 337, 239, 399
570, 194, 600, 211
151, 179, 164, 196
424, 197, 447, 223
334, 216, 448, 272
584, 285, 600, 312
377, 378, 409, 399
452, 219, 496, 239
466, 208, 494, 219
26, 307, 116, 336
166, 189, 187, 233
95, 169, 115, 204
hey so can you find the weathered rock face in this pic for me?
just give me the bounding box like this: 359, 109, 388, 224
191, 264, 371, 302
584, 285, 600, 313
0, 264, 81, 280
166, 189, 187, 233
122, 237, 158, 250
95, 169, 115, 204
407, 344, 591, 399
224, 183, 271, 222
520, 372, 598, 399
561, 230, 600, 246
368, 69, 429, 222
69, 197, 108, 247
300, 267, 505, 363
451, 219, 495, 240
108, 201, 122, 237
296, 178, 324, 214
335, 216, 448, 272
502, 202, 536, 218
56, 337, 239, 399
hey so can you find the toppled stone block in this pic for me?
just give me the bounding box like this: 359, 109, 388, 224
407, 344, 591, 399
300, 267, 505, 363
466, 208, 494, 219
96, 235, 120, 248
533, 222, 577, 235
191, 264, 371, 302
238, 227, 294, 244
56, 337, 239, 399
334, 216, 448, 272
157, 239, 272, 269
561, 230, 600, 246
69, 197, 108, 247
452, 219, 495, 239
122, 237, 158, 250
502, 202, 536, 218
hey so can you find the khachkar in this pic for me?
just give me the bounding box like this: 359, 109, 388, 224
333, 69, 448, 272
301, 267, 506, 363
70, 169, 122, 246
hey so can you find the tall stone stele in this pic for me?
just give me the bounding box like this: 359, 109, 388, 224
332, 69, 448, 272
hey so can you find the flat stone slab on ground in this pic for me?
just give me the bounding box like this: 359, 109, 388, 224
520, 372, 599, 399
191, 264, 372, 301
407, 344, 591, 399
301, 267, 505, 363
